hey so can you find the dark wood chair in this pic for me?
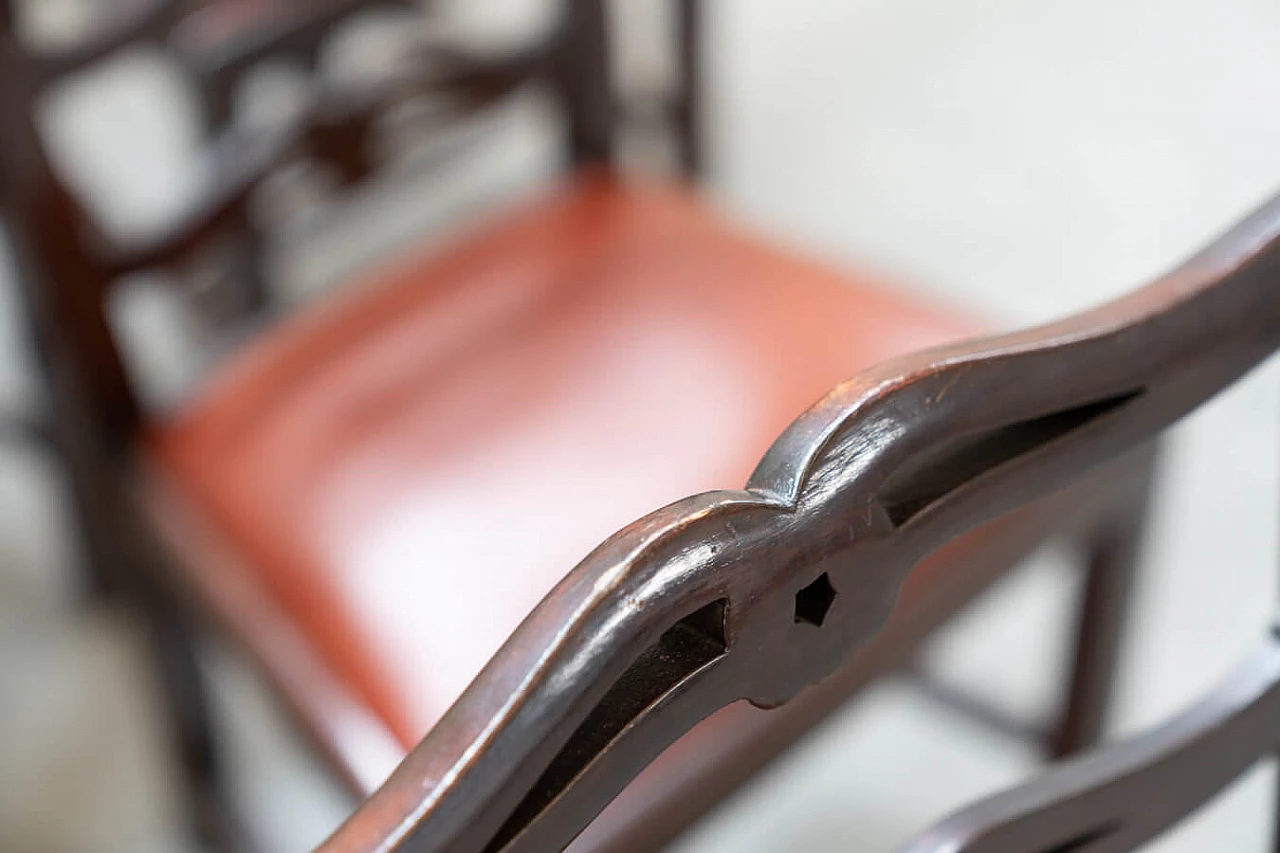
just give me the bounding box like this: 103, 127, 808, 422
0, 1, 1159, 850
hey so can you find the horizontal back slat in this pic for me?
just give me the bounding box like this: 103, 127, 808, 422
0, 0, 696, 440
106, 39, 552, 276
31, 0, 184, 81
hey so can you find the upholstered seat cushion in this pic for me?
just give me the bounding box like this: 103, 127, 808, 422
146, 172, 976, 752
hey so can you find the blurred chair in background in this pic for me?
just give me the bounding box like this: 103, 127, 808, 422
0, 0, 1158, 849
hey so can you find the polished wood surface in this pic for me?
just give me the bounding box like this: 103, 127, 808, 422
574, 447, 1154, 853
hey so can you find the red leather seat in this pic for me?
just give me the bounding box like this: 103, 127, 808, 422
146, 172, 977, 764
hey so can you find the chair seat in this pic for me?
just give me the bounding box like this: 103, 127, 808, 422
145, 172, 977, 759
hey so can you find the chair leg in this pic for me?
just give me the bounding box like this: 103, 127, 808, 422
55, 449, 247, 850
675, 0, 705, 179
1047, 446, 1158, 759
60, 474, 247, 849
1273, 751, 1280, 853
62, 479, 121, 602
139, 588, 254, 853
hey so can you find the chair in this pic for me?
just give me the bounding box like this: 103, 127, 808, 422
0, 1, 1157, 849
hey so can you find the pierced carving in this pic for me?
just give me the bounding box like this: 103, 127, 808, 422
483, 599, 727, 852
794, 573, 836, 627
876, 389, 1143, 527
1037, 824, 1119, 853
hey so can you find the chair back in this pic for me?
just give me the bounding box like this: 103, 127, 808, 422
0, 0, 701, 448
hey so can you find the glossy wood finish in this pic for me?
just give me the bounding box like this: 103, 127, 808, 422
574, 447, 1156, 853
316, 192, 1280, 852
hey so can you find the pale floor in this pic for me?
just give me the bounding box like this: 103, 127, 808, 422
4, 0, 1280, 850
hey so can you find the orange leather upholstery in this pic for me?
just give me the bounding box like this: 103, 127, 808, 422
147, 172, 977, 752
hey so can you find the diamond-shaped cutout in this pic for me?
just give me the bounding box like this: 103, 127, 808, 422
794, 572, 836, 627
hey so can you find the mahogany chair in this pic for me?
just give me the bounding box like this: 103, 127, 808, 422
0, 1, 1159, 850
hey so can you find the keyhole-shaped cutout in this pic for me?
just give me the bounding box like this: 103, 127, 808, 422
794, 572, 837, 627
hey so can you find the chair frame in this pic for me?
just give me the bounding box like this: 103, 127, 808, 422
0, 1, 1158, 850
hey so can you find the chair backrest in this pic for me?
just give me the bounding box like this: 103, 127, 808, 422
0, 0, 702, 451
300, 182, 1280, 849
